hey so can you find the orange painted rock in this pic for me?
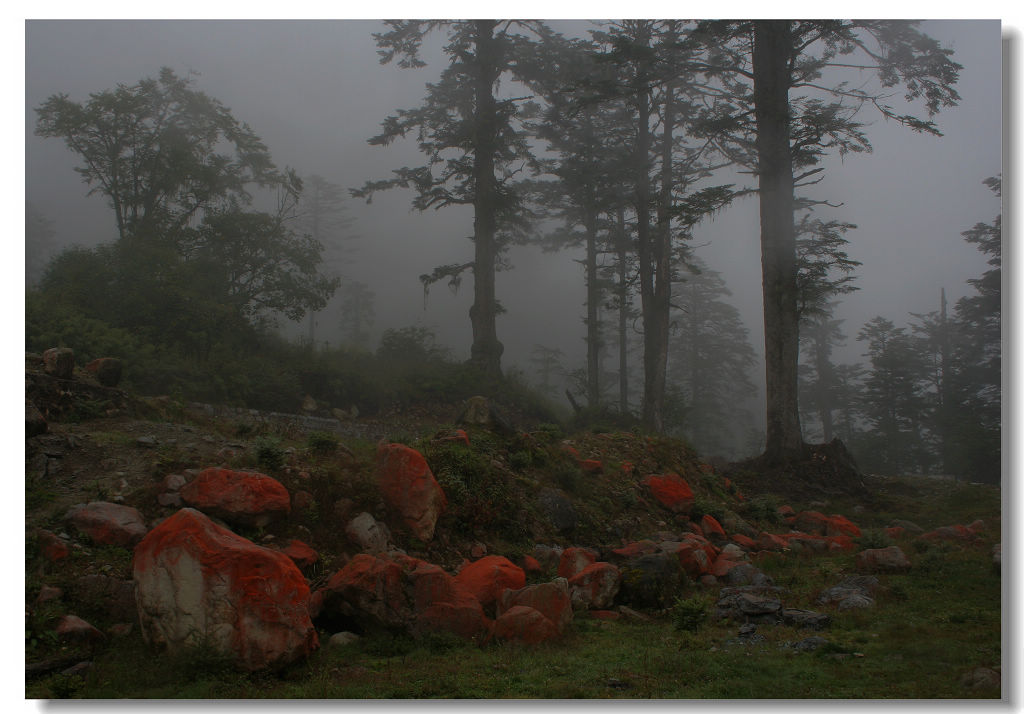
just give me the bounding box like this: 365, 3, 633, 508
493, 605, 559, 644
133, 508, 317, 671
66, 501, 147, 546
454, 555, 526, 610
376, 443, 447, 541
318, 553, 413, 631
557, 547, 598, 578
36, 529, 70, 562
701, 514, 727, 541
498, 578, 573, 634
406, 561, 490, 642
643, 473, 694, 514
568, 562, 621, 610
179, 468, 290, 528
280, 539, 318, 568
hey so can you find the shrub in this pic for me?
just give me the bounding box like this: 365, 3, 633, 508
671, 595, 710, 632
255, 437, 286, 472
307, 431, 340, 456
855, 529, 894, 550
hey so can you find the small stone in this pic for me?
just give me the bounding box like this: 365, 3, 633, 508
328, 631, 360, 648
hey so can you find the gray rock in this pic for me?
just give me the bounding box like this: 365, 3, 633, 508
328, 631, 361, 648
719, 563, 774, 587
789, 636, 830, 652
537, 487, 577, 533
781, 608, 831, 630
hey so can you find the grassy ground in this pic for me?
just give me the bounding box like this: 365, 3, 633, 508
27, 481, 1001, 699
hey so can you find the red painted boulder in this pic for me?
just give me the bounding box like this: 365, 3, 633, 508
407, 561, 491, 642
133, 508, 318, 671
792, 511, 862, 538
179, 468, 291, 528
36, 529, 70, 562
497, 578, 573, 634
280, 540, 318, 569
568, 562, 621, 610
376, 443, 447, 541
66, 501, 148, 546
493, 605, 559, 644
701, 514, 727, 541
317, 553, 413, 631
643, 473, 695, 515
454, 555, 526, 610
557, 547, 598, 578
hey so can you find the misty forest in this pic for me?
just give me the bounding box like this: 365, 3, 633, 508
25, 19, 1002, 700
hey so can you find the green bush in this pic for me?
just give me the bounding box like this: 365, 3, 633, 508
255, 437, 286, 472
307, 431, 340, 456
671, 595, 710, 632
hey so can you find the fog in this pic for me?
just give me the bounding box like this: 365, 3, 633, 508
23, 19, 1003, 428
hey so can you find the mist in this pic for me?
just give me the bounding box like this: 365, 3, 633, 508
24, 19, 1003, 468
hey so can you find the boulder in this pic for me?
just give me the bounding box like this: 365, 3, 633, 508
315, 553, 413, 632
616, 552, 683, 608
133, 508, 318, 671
781, 608, 831, 630
701, 514, 727, 542
344, 512, 394, 554
714, 586, 784, 624
26, 399, 47, 437
718, 563, 773, 587
376, 443, 447, 541
817, 575, 879, 610
557, 547, 598, 579
537, 487, 577, 533
179, 468, 291, 528
43, 347, 75, 379
497, 578, 573, 633
84, 357, 123, 387
56, 615, 105, 644
643, 473, 695, 515
493, 605, 560, 644
532, 544, 563, 573
36, 529, 70, 562
66, 501, 148, 547
920, 525, 976, 542
792, 511, 861, 538
856, 545, 911, 573
568, 562, 621, 610
407, 561, 491, 642
280, 540, 318, 569
454, 555, 526, 611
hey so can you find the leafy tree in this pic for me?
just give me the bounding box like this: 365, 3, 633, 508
666, 257, 758, 458
798, 304, 847, 442
336, 279, 376, 351
856, 316, 931, 474
34, 67, 337, 354
353, 20, 549, 377
950, 176, 1001, 481
529, 344, 567, 400
292, 174, 359, 348
35, 67, 287, 244
25, 202, 58, 287
689, 20, 961, 462
572, 20, 734, 432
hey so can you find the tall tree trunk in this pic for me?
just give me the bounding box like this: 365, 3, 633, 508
635, 82, 661, 432
583, 114, 602, 409
584, 203, 602, 409
616, 204, 631, 415
468, 20, 504, 377
753, 20, 803, 461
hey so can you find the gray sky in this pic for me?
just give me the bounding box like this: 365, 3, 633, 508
23, 17, 1005, 389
